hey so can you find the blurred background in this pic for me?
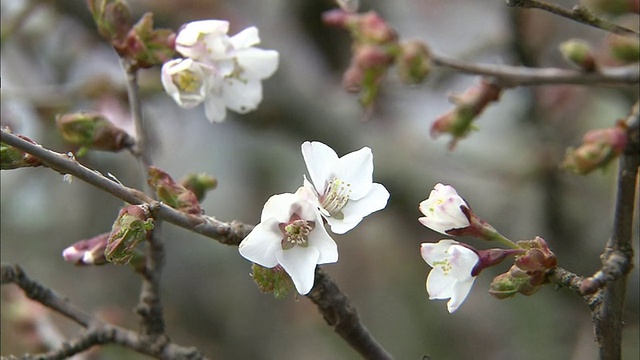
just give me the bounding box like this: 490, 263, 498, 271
1, 0, 638, 359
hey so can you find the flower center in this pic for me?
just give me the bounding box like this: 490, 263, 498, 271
320, 178, 351, 220
173, 70, 202, 94
279, 215, 315, 250
433, 259, 452, 275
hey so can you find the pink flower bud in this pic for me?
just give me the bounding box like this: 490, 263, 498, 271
562, 122, 628, 175
515, 237, 558, 272
397, 40, 431, 84
148, 166, 202, 215
123, 13, 176, 69
62, 233, 109, 266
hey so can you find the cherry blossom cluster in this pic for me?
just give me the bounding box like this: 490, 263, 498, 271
161, 20, 279, 123
238, 141, 390, 295
418, 184, 557, 313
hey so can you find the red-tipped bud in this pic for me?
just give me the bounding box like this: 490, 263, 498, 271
471, 247, 526, 277
56, 111, 134, 155
123, 13, 176, 69
105, 205, 154, 265
322, 9, 357, 28
515, 237, 558, 272
357, 11, 398, 44
562, 122, 628, 175
148, 166, 202, 214
559, 39, 597, 72
1, 134, 43, 170
397, 40, 431, 84
489, 265, 542, 299
354, 44, 394, 69
431, 79, 503, 150
62, 232, 110, 266
179, 173, 218, 202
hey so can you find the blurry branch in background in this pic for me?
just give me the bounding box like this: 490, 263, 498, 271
506, 0, 640, 37
0, 128, 392, 359
1, 263, 208, 360
582, 105, 639, 360
431, 53, 640, 87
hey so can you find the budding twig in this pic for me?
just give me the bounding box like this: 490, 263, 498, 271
431, 53, 640, 87
506, 0, 640, 37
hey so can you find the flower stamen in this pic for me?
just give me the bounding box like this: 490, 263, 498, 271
320, 177, 351, 220
280, 215, 315, 250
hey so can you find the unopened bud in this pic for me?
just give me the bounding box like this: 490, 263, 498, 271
489, 265, 542, 299
87, 0, 133, 44
251, 264, 294, 299
62, 232, 109, 266
357, 11, 398, 44
1, 135, 42, 170
515, 237, 558, 272
179, 173, 217, 202
607, 34, 640, 63
431, 79, 502, 150
562, 122, 628, 175
397, 40, 431, 84
354, 44, 394, 69
105, 205, 154, 265
148, 166, 202, 214
123, 13, 176, 69
559, 39, 597, 71
56, 111, 134, 155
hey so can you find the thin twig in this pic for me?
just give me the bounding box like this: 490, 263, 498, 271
506, 0, 640, 37
431, 53, 640, 87
1, 263, 208, 360
1, 128, 254, 245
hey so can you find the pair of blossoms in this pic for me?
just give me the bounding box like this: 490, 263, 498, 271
161, 20, 279, 123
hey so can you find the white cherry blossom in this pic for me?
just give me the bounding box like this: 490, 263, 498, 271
239, 187, 338, 295
301, 141, 390, 234
420, 239, 479, 313
418, 183, 470, 235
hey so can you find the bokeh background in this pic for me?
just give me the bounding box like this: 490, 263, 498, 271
1, 0, 638, 359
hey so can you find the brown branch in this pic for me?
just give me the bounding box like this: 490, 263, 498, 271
0, 129, 254, 246
431, 53, 640, 87
590, 105, 639, 360
506, 0, 640, 37
547, 266, 601, 311
1, 263, 207, 360
307, 268, 395, 360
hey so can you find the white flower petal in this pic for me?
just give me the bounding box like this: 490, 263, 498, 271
230, 26, 260, 49
222, 78, 263, 114
238, 219, 282, 268
335, 147, 374, 199
301, 141, 338, 193
236, 48, 280, 79
426, 266, 455, 300
326, 183, 389, 234
203, 92, 227, 123
420, 240, 458, 265
308, 226, 339, 264
277, 246, 320, 295
447, 277, 476, 313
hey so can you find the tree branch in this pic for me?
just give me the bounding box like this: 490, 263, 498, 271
307, 268, 394, 360
591, 105, 639, 360
506, 0, 640, 37
431, 53, 640, 87
1, 263, 207, 360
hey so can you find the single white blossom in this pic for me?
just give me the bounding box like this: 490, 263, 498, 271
420, 239, 479, 313
418, 183, 470, 235
163, 20, 279, 123
301, 141, 390, 234
238, 187, 338, 295
161, 58, 213, 109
